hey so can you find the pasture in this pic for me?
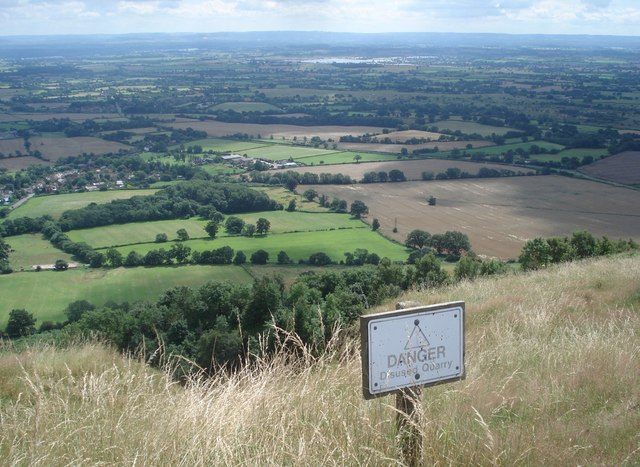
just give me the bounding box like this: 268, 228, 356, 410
183, 138, 268, 153
69, 211, 363, 248
8, 189, 158, 220
294, 151, 398, 165
6, 234, 74, 271
304, 175, 640, 259
441, 140, 565, 157
110, 228, 408, 264
243, 145, 341, 162
283, 159, 536, 180
0, 265, 254, 327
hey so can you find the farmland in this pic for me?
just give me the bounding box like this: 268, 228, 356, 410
283, 159, 536, 180
167, 120, 389, 141
27, 136, 130, 161
0, 265, 255, 327
304, 175, 640, 259
578, 151, 640, 185
8, 190, 159, 220
107, 228, 408, 264
7, 233, 74, 271
67, 211, 365, 248
1, 32, 640, 334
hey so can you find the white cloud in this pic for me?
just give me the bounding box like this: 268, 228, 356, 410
0, 0, 639, 35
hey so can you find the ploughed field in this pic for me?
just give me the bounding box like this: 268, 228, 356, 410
578, 151, 640, 185
304, 175, 640, 259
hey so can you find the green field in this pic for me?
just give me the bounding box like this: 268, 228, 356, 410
8, 190, 158, 220
243, 145, 341, 161
438, 140, 565, 158
251, 187, 328, 213
183, 138, 267, 153
0, 265, 254, 327
110, 228, 409, 264
7, 233, 74, 270
68, 211, 363, 248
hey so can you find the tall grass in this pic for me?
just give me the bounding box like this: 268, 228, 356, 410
1, 254, 639, 465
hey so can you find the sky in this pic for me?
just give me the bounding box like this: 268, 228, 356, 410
1, 0, 639, 37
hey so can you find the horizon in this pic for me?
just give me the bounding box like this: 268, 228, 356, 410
1, 1, 639, 38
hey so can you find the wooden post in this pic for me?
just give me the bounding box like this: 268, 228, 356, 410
396, 387, 422, 467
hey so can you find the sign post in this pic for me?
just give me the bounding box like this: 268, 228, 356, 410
360, 301, 465, 465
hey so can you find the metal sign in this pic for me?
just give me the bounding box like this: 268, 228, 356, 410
360, 301, 465, 399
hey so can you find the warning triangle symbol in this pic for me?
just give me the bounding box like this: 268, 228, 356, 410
405, 324, 430, 350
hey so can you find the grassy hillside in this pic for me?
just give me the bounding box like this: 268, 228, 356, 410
1, 254, 638, 465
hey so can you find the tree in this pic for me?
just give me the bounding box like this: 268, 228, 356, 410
243, 223, 256, 237
443, 231, 471, 257
454, 256, 480, 281
308, 251, 332, 266
225, 216, 245, 235
284, 177, 298, 192
88, 251, 105, 268
353, 154, 362, 163
233, 250, 247, 265
6, 309, 36, 338
519, 237, 551, 271
303, 189, 318, 201
0, 237, 9, 263
124, 251, 144, 267
371, 218, 380, 231
277, 250, 292, 264
571, 230, 596, 259
205, 220, 219, 238
286, 199, 296, 212
413, 252, 449, 287
65, 300, 95, 323
250, 249, 269, 264
256, 218, 271, 235
155, 233, 168, 243
350, 200, 369, 219
405, 229, 431, 250
176, 228, 189, 241
196, 316, 244, 371
106, 248, 123, 268
388, 169, 406, 182
54, 259, 69, 271
171, 243, 192, 264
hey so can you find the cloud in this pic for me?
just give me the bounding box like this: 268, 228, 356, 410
0, 0, 638, 36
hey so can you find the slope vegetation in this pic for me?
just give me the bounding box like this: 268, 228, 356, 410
1, 254, 638, 465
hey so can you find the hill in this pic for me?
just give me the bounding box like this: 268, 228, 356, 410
1, 254, 638, 465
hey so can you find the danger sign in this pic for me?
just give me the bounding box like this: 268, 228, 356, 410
360, 301, 465, 399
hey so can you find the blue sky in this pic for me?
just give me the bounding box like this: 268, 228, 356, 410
1, 0, 639, 36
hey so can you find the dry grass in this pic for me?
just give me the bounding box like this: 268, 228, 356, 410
1, 254, 639, 465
